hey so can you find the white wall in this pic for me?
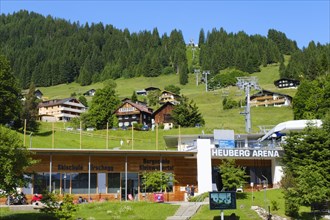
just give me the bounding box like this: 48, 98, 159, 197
197, 139, 213, 194
272, 158, 283, 187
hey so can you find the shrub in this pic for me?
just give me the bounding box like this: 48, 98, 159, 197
271, 200, 279, 211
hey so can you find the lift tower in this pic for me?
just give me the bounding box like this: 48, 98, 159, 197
236, 77, 260, 133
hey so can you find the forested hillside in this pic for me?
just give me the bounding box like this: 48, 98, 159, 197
1, 10, 328, 90
0, 10, 188, 88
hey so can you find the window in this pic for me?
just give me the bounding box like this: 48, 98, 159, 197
108, 173, 120, 193
71, 173, 97, 194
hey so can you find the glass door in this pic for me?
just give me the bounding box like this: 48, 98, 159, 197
121, 172, 139, 201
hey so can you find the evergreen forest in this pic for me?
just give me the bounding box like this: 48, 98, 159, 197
1, 10, 329, 90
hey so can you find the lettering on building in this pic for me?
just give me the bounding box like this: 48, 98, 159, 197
140, 158, 173, 171
58, 164, 83, 171
58, 164, 113, 171
211, 148, 282, 158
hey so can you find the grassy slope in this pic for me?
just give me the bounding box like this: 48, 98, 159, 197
30, 54, 295, 149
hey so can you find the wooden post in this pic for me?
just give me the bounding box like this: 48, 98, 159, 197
23, 119, 27, 146
52, 122, 54, 149
106, 122, 109, 149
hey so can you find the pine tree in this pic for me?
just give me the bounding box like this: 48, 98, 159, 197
21, 83, 39, 131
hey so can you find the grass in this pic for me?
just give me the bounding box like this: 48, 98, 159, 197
191, 189, 326, 220
0, 201, 179, 220
2, 189, 326, 220
29, 63, 295, 148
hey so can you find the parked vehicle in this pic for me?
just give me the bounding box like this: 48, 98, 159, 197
6, 192, 27, 205
141, 125, 149, 131
31, 193, 43, 204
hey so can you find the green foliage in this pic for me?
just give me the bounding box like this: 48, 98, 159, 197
200, 28, 282, 74
293, 75, 330, 120
141, 171, 177, 192
147, 90, 161, 107
0, 126, 36, 195
172, 96, 205, 127
131, 91, 138, 102
40, 192, 77, 220
282, 118, 330, 215
78, 95, 88, 107
271, 200, 279, 211
83, 84, 120, 129
283, 42, 329, 80
164, 84, 181, 95
222, 97, 238, 110
21, 83, 39, 131
218, 159, 248, 191
267, 29, 298, 55
0, 11, 188, 88
0, 55, 22, 127
188, 192, 208, 202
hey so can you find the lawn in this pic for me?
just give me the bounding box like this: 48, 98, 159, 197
1, 189, 326, 220
0, 201, 179, 220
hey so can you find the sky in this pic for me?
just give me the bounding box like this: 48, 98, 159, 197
0, 0, 329, 48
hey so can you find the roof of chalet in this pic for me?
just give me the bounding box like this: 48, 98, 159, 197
116, 100, 153, 114
160, 90, 181, 98
152, 102, 175, 116
83, 89, 96, 95
38, 97, 85, 108
259, 119, 323, 142
274, 78, 300, 84
145, 87, 160, 91
250, 89, 292, 100
34, 89, 43, 95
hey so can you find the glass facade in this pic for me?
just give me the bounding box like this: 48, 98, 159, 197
108, 173, 120, 193
71, 173, 97, 194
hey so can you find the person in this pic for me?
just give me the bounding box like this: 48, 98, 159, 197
190, 185, 195, 197
185, 184, 191, 200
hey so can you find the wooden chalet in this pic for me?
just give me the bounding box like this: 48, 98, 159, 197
114, 100, 153, 128
34, 89, 43, 99
153, 102, 175, 129
274, 78, 300, 88
83, 89, 96, 96
250, 89, 292, 107
159, 91, 181, 105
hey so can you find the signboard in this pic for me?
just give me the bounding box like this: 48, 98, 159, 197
214, 130, 235, 148
209, 191, 237, 210
211, 148, 283, 158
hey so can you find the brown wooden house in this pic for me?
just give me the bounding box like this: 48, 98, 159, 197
114, 100, 153, 128
153, 102, 175, 129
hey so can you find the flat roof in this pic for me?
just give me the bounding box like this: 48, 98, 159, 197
29, 148, 197, 157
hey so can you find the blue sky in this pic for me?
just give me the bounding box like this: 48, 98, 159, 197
1, 1, 329, 48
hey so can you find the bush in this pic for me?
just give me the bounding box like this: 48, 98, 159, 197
223, 97, 238, 110
188, 192, 208, 202
271, 200, 279, 211
40, 192, 77, 220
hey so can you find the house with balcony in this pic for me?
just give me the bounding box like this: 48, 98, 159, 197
159, 91, 181, 105
114, 100, 153, 128
250, 89, 292, 107
38, 98, 86, 122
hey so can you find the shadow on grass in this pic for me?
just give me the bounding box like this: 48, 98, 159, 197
236, 192, 248, 200
1, 213, 56, 220
35, 131, 53, 137
213, 213, 240, 220
299, 211, 325, 220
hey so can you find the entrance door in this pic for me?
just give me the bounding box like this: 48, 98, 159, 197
98, 173, 106, 194
121, 173, 139, 201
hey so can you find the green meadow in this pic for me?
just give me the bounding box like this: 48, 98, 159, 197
27, 59, 296, 149
1, 189, 325, 220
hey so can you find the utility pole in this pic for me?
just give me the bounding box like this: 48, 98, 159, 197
236, 77, 260, 133
194, 69, 200, 86
203, 70, 210, 92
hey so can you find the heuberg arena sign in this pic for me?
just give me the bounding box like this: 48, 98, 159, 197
211, 148, 283, 158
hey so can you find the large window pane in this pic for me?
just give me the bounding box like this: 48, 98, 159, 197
107, 173, 120, 193
34, 173, 49, 194
71, 173, 96, 194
